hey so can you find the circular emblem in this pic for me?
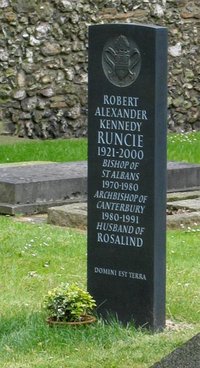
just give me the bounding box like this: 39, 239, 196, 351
102, 35, 141, 87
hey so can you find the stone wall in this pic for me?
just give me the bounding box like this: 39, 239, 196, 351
0, 0, 199, 138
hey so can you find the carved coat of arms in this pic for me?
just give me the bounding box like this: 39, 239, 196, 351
102, 35, 141, 87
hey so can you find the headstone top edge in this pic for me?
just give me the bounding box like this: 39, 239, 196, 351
89, 23, 167, 31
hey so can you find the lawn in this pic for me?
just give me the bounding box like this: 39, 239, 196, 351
0, 131, 200, 164
0, 132, 199, 367
167, 131, 200, 164
0, 138, 87, 164
0, 216, 199, 368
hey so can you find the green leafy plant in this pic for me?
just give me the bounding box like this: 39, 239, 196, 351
44, 283, 96, 322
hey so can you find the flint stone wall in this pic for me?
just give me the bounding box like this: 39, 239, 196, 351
0, 0, 199, 138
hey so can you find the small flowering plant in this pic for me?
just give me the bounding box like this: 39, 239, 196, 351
44, 283, 96, 322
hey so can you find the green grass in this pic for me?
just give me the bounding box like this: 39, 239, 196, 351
167, 132, 200, 163
0, 132, 199, 366
0, 216, 199, 368
0, 138, 87, 164
0, 131, 200, 164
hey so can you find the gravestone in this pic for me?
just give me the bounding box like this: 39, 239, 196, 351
87, 23, 168, 331
0, 162, 87, 215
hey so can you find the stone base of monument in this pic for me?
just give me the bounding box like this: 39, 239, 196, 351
167, 162, 200, 192
0, 161, 200, 215
167, 193, 200, 228
0, 162, 87, 215
151, 333, 200, 368
47, 203, 87, 229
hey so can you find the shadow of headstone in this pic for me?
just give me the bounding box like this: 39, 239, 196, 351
151, 333, 200, 368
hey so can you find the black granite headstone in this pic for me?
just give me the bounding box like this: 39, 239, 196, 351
87, 23, 168, 331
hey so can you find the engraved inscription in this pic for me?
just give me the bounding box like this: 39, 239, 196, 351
102, 35, 141, 87
92, 94, 149, 250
